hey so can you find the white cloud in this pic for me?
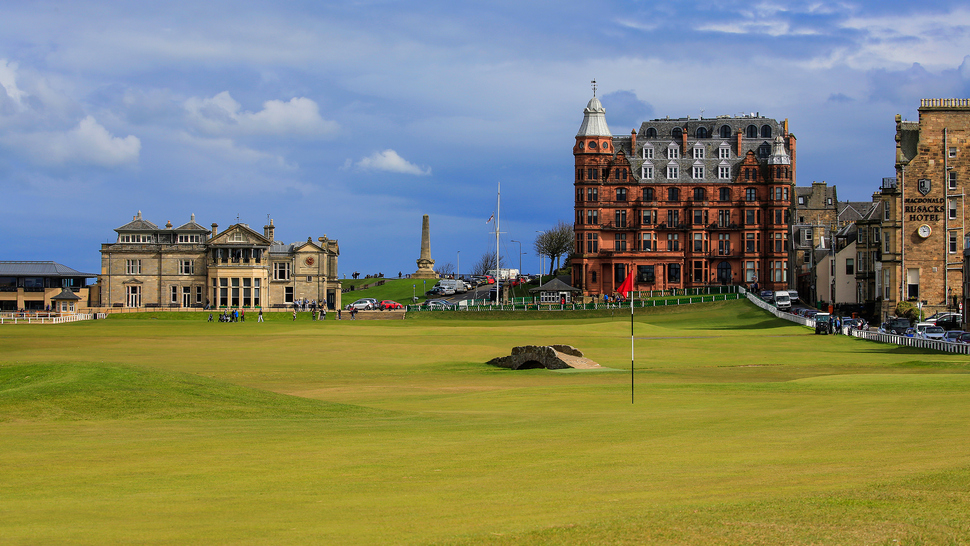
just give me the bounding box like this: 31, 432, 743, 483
0, 59, 26, 107
13, 116, 140, 167
184, 91, 338, 136
349, 149, 431, 176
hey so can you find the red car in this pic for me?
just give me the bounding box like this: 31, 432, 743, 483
379, 300, 404, 310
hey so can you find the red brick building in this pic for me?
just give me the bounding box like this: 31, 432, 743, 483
571, 95, 795, 296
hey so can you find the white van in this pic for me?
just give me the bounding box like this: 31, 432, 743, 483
774, 290, 791, 310
435, 279, 466, 294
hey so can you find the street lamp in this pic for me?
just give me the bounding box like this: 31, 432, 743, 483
510, 240, 523, 275
535, 231, 542, 287
412, 284, 415, 303
457, 250, 460, 280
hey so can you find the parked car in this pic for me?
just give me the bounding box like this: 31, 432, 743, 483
880, 317, 911, 335
956, 332, 970, 344
915, 322, 946, 340
425, 286, 454, 296
803, 309, 819, 319
760, 290, 774, 302
787, 290, 799, 304
378, 300, 403, 310
422, 299, 451, 309
943, 330, 966, 343
346, 298, 376, 310
903, 328, 917, 338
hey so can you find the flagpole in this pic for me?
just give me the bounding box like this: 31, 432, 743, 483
630, 265, 634, 404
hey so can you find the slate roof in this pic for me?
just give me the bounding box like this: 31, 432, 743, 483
529, 277, 580, 294
50, 287, 81, 301
174, 214, 209, 232
0, 261, 97, 277
115, 212, 159, 231
838, 201, 875, 224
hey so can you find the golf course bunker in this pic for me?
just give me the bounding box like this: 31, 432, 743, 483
487, 345, 601, 370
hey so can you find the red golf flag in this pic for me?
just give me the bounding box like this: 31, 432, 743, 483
617, 266, 634, 298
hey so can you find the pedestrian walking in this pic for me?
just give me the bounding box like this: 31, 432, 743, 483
292, 308, 297, 321
258, 308, 264, 322
240, 308, 245, 322
322, 306, 327, 321
337, 309, 342, 320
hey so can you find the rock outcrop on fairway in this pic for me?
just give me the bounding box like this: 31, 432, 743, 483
487, 345, 601, 370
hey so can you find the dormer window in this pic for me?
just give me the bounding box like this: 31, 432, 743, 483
667, 145, 679, 159
642, 145, 654, 159
120, 234, 153, 243
718, 143, 731, 159
177, 234, 201, 244
693, 146, 705, 159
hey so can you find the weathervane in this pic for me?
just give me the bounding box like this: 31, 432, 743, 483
591, 79, 597, 97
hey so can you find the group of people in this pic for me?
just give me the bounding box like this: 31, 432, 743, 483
209, 308, 263, 322
292, 306, 343, 321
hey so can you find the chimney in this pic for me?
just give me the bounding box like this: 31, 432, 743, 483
681, 127, 688, 151
630, 129, 636, 152
736, 128, 742, 156
263, 218, 275, 241
211, 223, 218, 237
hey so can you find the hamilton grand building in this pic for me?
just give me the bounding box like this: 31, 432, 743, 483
98, 212, 341, 309
571, 94, 795, 296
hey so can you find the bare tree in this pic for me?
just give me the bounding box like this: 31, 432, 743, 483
435, 262, 455, 277
471, 252, 505, 276
534, 221, 574, 275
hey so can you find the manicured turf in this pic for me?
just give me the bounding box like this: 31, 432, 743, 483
2, 300, 969, 544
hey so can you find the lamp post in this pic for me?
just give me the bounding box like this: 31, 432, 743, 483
412, 284, 415, 303
535, 231, 542, 287
457, 250, 460, 281
510, 240, 523, 275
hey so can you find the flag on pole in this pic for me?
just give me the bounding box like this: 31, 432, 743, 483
486, 213, 494, 224
617, 266, 634, 298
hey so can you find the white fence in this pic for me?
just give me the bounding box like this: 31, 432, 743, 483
0, 313, 106, 325
745, 291, 970, 355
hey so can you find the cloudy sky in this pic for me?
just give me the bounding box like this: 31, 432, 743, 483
3, 1, 970, 277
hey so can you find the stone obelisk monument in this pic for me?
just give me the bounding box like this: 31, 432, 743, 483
412, 214, 438, 279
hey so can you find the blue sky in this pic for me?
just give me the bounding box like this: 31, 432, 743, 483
2, 1, 970, 277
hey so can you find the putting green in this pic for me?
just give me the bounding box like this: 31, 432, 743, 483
1, 300, 969, 544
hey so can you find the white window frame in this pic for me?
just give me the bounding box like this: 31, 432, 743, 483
179, 259, 194, 275
949, 199, 958, 220
125, 259, 142, 275
692, 165, 704, 179
229, 232, 245, 243
667, 145, 679, 159
718, 145, 731, 159
666, 165, 679, 180
693, 147, 705, 159
718, 165, 730, 180
949, 230, 959, 253
642, 145, 654, 160
641, 165, 654, 180
949, 171, 957, 191
273, 262, 291, 281
949, 147, 957, 158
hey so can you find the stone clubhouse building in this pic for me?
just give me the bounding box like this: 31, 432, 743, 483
98, 212, 341, 310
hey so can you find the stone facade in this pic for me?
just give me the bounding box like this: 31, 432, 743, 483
98, 212, 341, 310
571, 95, 795, 296
879, 99, 970, 320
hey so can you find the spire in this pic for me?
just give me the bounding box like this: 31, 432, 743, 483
576, 88, 612, 137
768, 135, 791, 165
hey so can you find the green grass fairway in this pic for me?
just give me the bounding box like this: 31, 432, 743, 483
2, 300, 970, 544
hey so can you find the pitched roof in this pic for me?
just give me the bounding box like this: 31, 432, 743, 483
0, 261, 97, 277
174, 214, 209, 232
51, 287, 81, 301
116, 211, 159, 231
529, 277, 580, 293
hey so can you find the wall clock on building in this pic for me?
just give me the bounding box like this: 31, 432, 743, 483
304, 256, 315, 266
917, 224, 932, 238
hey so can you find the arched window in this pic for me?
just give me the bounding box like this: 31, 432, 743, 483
578, 141, 584, 150
746, 125, 758, 138
645, 127, 657, 138
720, 125, 732, 138
717, 262, 732, 284
696, 127, 709, 139
672, 127, 683, 139
761, 125, 772, 138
